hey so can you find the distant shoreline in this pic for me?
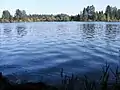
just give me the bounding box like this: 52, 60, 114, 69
0, 21, 120, 23
1, 5, 120, 23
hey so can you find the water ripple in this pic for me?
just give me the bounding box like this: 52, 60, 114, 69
0, 22, 120, 82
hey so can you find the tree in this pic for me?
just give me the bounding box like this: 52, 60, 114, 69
94, 11, 98, 21
21, 10, 27, 21
63, 15, 70, 21
79, 11, 83, 21
116, 9, 120, 20
1, 5, 120, 22
86, 5, 95, 20
111, 7, 117, 20
2, 10, 11, 19
15, 9, 22, 19
14, 9, 27, 21
97, 11, 106, 21
83, 8, 88, 21
74, 14, 80, 21
106, 13, 110, 21
21, 10, 27, 18
105, 5, 112, 20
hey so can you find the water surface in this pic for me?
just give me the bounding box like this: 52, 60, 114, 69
0, 22, 120, 83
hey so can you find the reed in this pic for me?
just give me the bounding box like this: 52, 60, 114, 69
1, 63, 120, 90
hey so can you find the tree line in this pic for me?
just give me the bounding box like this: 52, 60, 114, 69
1, 5, 120, 22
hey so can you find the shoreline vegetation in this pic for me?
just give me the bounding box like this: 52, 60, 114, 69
1, 63, 120, 90
1, 5, 120, 23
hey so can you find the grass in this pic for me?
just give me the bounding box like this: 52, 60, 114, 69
1, 63, 120, 90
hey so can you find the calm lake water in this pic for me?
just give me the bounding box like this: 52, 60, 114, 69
0, 22, 120, 83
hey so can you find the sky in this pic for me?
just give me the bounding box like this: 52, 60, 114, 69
0, 0, 120, 16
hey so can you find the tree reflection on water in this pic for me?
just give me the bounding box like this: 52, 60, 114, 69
16, 25, 27, 38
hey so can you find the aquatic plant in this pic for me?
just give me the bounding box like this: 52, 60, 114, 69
1, 63, 120, 90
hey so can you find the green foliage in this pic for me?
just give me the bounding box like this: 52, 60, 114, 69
14, 9, 23, 20
83, 8, 88, 21
1, 5, 120, 22
2, 10, 11, 19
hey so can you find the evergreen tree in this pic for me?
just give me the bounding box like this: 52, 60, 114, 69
111, 7, 117, 20
86, 5, 95, 20
105, 5, 112, 20
116, 9, 120, 20
83, 8, 88, 21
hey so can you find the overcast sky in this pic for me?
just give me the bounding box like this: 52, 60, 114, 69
0, 0, 120, 16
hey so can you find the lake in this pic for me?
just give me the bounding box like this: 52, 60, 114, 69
0, 22, 120, 83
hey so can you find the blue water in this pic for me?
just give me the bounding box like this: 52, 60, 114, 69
0, 22, 120, 83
